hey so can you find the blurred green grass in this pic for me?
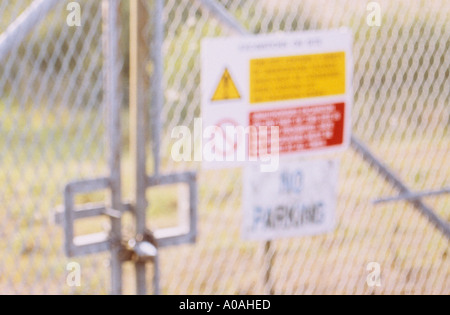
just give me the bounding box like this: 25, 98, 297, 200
0, 0, 448, 294
1, 97, 447, 294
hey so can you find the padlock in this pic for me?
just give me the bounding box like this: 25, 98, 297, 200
126, 230, 158, 262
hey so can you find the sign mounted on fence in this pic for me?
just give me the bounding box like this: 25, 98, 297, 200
201, 29, 353, 168
211, 68, 241, 101
243, 158, 339, 240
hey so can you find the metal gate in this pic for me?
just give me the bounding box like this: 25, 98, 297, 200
0, 0, 448, 294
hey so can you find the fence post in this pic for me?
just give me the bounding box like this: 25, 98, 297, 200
151, 0, 164, 177
150, 0, 165, 295
130, 0, 150, 295
102, 0, 123, 295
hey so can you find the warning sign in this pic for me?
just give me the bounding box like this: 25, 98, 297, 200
250, 52, 346, 103
249, 102, 345, 156
211, 68, 241, 101
202, 30, 352, 240
201, 29, 353, 169
212, 119, 238, 156
243, 158, 338, 240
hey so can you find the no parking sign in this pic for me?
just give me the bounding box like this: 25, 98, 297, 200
201, 29, 353, 239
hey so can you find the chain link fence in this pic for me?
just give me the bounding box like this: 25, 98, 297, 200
0, 0, 448, 294
0, 0, 113, 294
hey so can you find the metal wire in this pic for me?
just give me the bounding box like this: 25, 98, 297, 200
0, 0, 448, 294
0, 0, 115, 294
154, 0, 449, 295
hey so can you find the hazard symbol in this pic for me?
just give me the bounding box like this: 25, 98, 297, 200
211, 68, 241, 101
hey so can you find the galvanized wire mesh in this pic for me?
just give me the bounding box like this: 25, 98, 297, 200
0, 0, 112, 294
152, 0, 449, 294
0, 0, 448, 295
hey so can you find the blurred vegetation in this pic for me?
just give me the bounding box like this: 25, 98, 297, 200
1, 0, 448, 135
0, 0, 448, 294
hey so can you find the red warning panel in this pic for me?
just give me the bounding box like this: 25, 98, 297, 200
249, 103, 345, 156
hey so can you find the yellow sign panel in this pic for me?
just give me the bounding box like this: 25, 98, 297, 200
250, 52, 346, 104
211, 68, 241, 101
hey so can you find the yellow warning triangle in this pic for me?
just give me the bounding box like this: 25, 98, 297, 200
211, 68, 241, 101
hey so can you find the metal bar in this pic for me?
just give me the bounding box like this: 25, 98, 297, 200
0, 0, 60, 62
195, 0, 249, 36
54, 203, 107, 225
103, 0, 123, 295
152, 251, 161, 295
103, 207, 123, 220
64, 184, 75, 257
122, 202, 135, 214
351, 137, 410, 193
63, 181, 117, 258
189, 173, 198, 244
374, 187, 450, 204
130, 0, 150, 295
150, 0, 165, 295
72, 233, 111, 257
147, 172, 198, 248
55, 202, 132, 225
151, 0, 164, 177
147, 172, 196, 186
66, 177, 110, 194
156, 231, 196, 248
351, 136, 450, 239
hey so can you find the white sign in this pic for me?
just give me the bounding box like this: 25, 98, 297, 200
201, 29, 353, 169
243, 158, 338, 240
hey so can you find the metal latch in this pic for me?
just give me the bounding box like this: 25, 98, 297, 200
147, 171, 198, 248
54, 177, 125, 257
54, 171, 198, 258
